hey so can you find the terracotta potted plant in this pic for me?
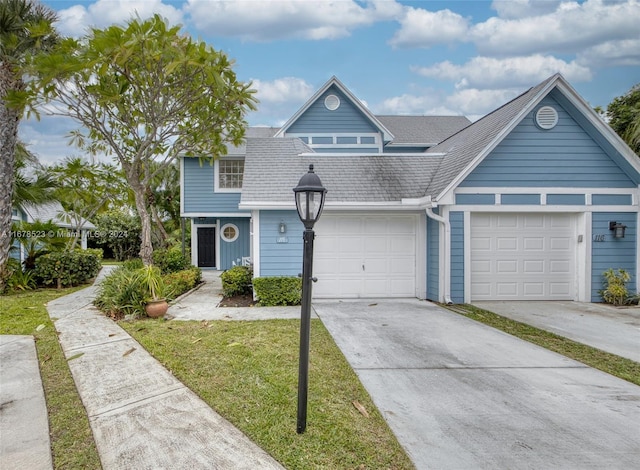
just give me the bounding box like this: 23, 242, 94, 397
138, 265, 169, 318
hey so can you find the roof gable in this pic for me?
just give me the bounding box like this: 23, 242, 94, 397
427, 73, 640, 202
275, 76, 394, 142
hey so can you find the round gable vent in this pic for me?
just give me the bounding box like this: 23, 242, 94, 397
324, 94, 340, 111
535, 106, 558, 130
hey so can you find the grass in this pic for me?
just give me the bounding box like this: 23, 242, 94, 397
121, 318, 415, 470
0, 288, 102, 469
446, 304, 640, 386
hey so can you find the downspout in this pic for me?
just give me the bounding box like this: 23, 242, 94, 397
425, 208, 453, 305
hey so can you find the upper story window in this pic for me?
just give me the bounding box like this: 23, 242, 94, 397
217, 159, 244, 191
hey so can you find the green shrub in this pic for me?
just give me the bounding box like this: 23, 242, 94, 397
34, 251, 101, 288
600, 268, 632, 305
152, 246, 190, 274
5, 258, 36, 291
94, 267, 146, 317
164, 267, 202, 300
83, 247, 104, 261
220, 265, 253, 297
122, 258, 144, 270
253, 276, 302, 306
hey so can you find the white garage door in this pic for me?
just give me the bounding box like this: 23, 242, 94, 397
470, 213, 575, 301
313, 214, 417, 298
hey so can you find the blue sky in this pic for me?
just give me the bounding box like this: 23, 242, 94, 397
22, 0, 640, 164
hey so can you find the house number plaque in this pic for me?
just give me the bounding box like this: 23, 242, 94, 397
593, 234, 606, 242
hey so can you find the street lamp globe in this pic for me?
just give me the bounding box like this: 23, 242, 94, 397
293, 164, 327, 229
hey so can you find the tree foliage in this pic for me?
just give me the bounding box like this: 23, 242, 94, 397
30, 15, 257, 264
605, 83, 640, 155
0, 0, 58, 289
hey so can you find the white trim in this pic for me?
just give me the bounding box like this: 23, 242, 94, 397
416, 212, 427, 299
455, 186, 639, 195
436, 75, 560, 203
179, 156, 185, 215
252, 210, 261, 278
182, 212, 251, 218
193, 222, 219, 269
274, 76, 395, 142
220, 223, 239, 242
463, 211, 472, 304
450, 204, 639, 213
298, 152, 445, 157
214, 158, 244, 193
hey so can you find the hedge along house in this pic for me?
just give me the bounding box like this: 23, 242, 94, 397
180, 74, 640, 303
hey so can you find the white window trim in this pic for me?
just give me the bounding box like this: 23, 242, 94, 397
214, 158, 244, 193
287, 132, 382, 152
220, 223, 239, 242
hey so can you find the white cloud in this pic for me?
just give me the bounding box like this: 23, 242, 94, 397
375, 92, 445, 115
389, 6, 469, 48
56, 0, 184, 37
578, 38, 640, 67
252, 77, 314, 103
446, 88, 522, 117
490, 0, 563, 19
413, 55, 592, 89
471, 0, 640, 57
185, 0, 402, 41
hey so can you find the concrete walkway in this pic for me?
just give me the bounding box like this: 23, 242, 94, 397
45, 267, 283, 470
0, 335, 53, 470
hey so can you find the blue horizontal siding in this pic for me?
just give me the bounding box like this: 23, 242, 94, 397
501, 194, 540, 205
460, 96, 636, 188
450, 211, 464, 303
455, 194, 495, 205
547, 194, 585, 205
260, 210, 304, 276
219, 218, 250, 270
287, 85, 378, 134
591, 212, 637, 301
182, 157, 248, 214
592, 194, 632, 205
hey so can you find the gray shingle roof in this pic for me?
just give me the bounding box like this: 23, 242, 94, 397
425, 75, 557, 199
226, 127, 279, 155
240, 138, 443, 205
377, 115, 471, 146
20, 201, 96, 229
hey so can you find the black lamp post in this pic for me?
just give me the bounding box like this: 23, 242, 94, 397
293, 164, 327, 434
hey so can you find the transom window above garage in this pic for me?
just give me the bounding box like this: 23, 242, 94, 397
217, 159, 244, 191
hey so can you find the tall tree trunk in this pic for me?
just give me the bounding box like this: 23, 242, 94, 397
130, 179, 154, 265
150, 203, 169, 246
0, 64, 21, 290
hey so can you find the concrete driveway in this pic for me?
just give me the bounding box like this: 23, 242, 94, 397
314, 298, 640, 470
473, 301, 640, 362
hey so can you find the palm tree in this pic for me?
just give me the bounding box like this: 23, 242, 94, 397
13, 141, 56, 207
0, 0, 58, 288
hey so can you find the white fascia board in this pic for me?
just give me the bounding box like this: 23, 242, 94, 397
555, 80, 640, 174
435, 75, 561, 204
179, 156, 185, 215
239, 201, 425, 211
274, 76, 395, 142
183, 212, 252, 218
298, 152, 446, 157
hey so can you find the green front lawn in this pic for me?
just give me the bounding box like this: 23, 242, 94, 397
122, 318, 415, 469
0, 288, 101, 469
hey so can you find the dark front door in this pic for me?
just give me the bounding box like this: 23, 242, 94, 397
197, 227, 216, 267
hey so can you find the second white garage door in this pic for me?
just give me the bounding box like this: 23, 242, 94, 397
470, 213, 576, 301
313, 214, 417, 298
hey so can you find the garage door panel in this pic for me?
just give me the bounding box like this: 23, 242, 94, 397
471, 213, 575, 301
313, 214, 417, 298
497, 237, 518, 251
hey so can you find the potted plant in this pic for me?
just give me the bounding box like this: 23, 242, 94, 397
138, 265, 170, 318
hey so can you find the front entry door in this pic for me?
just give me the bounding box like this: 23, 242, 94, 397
197, 227, 216, 268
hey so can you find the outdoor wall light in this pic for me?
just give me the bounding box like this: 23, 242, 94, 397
279, 221, 287, 234
609, 221, 627, 239
293, 164, 327, 434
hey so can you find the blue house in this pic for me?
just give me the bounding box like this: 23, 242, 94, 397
180, 74, 640, 303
